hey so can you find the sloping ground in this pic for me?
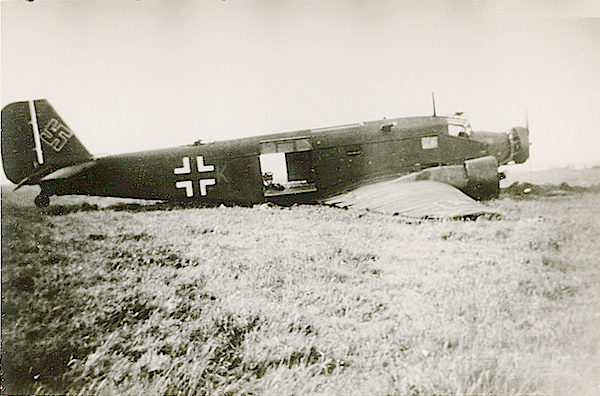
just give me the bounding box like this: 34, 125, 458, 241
2, 189, 600, 395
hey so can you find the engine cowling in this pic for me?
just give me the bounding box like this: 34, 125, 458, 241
398, 155, 500, 200
508, 126, 529, 164
464, 156, 500, 200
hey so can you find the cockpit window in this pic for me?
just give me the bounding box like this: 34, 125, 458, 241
447, 118, 472, 138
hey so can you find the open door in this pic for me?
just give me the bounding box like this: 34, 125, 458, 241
259, 137, 316, 196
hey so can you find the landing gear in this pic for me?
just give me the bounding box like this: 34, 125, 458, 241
34, 194, 50, 208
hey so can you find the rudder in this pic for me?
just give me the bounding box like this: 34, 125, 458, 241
2, 100, 92, 185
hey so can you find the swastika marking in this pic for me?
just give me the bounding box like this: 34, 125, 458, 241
41, 118, 73, 152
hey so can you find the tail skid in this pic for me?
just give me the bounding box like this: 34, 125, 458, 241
2, 100, 93, 188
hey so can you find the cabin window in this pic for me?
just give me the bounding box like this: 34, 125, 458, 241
260, 138, 312, 154
259, 137, 316, 196
447, 119, 472, 138
278, 141, 295, 153
421, 136, 438, 149
260, 141, 277, 154
295, 138, 312, 151
448, 124, 468, 137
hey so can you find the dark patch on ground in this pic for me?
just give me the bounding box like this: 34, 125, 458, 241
501, 182, 600, 199
40, 200, 225, 216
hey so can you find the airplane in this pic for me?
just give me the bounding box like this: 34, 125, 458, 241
1, 99, 529, 218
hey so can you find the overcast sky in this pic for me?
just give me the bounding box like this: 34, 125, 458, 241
2, 0, 599, 178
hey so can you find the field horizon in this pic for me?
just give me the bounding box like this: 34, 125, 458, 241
2, 170, 599, 395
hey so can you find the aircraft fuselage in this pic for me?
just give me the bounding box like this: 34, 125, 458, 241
38, 115, 524, 205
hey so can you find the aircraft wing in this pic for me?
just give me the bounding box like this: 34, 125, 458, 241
323, 179, 499, 219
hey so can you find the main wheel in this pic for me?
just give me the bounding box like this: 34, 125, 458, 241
34, 194, 50, 208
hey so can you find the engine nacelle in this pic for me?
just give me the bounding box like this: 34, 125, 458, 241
398, 156, 500, 200
464, 156, 500, 200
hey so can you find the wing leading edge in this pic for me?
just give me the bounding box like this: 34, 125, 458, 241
324, 179, 499, 219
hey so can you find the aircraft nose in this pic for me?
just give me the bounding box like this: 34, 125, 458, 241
508, 126, 529, 164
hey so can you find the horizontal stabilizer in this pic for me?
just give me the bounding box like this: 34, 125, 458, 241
40, 160, 96, 181
324, 180, 499, 219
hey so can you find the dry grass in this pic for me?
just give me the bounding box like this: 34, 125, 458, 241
2, 185, 599, 395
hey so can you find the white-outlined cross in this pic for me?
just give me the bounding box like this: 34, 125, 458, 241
174, 156, 216, 196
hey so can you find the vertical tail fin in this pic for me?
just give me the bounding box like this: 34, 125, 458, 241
2, 100, 92, 185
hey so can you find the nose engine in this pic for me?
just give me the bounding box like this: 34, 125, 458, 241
507, 126, 529, 164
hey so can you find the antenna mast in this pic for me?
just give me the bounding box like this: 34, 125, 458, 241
431, 92, 437, 117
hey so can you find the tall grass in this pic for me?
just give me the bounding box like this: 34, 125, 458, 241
2, 190, 599, 395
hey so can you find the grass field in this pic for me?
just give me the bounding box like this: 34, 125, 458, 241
2, 181, 600, 395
